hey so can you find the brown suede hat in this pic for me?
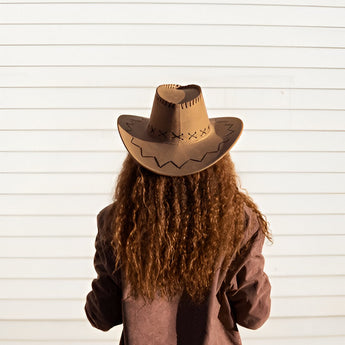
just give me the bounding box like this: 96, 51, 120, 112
117, 84, 243, 177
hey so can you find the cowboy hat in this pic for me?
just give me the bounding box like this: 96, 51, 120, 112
117, 84, 243, 177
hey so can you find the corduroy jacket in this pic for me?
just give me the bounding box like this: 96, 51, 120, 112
84, 202, 271, 345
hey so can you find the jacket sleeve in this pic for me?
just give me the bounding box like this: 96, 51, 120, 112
226, 215, 272, 330
84, 210, 123, 331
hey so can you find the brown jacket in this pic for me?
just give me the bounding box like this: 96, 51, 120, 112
84, 203, 271, 345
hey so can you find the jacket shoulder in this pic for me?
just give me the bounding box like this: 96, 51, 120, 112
241, 203, 261, 246
96, 202, 116, 242
97, 202, 114, 222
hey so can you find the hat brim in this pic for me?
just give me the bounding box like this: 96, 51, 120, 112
117, 114, 243, 176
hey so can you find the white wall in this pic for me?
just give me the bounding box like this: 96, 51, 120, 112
0, 0, 344, 344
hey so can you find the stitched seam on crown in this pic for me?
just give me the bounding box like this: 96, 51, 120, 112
156, 84, 202, 109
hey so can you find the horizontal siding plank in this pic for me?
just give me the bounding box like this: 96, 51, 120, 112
1, 46, 345, 67
0, 238, 94, 257
1, 172, 344, 193
0, 320, 122, 341
0, 173, 116, 194
0, 235, 343, 257
240, 316, 345, 338
0, 296, 343, 318
0, 317, 344, 340
0, 215, 98, 236
244, 337, 345, 345
1, 214, 345, 236
0, 279, 93, 298
270, 276, 345, 296
0, 342, 118, 345
267, 256, 345, 276
0, 274, 344, 297
0, 194, 344, 215
262, 214, 345, 235
0, 194, 111, 215
240, 173, 345, 193
1, 131, 345, 152
0, 151, 344, 174
0, 151, 128, 172
1, 0, 345, 5
253, 193, 345, 214
2, 67, 345, 89
1, 25, 345, 47
1, 109, 345, 131
0, 4, 344, 26
0, 260, 96, 279
2, 88, 345, 109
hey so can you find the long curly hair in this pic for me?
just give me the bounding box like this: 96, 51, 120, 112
108, 152, 273, 305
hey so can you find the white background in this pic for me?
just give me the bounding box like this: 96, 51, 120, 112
0, 0, 344, 344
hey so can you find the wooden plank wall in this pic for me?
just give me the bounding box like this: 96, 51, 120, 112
0, 0, 344, 344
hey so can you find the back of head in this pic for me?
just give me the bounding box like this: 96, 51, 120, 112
108, 152, 271, 305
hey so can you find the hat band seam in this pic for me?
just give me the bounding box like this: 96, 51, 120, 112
146, 123, 212, 141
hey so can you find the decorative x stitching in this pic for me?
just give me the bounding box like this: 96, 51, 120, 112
144, 124, 211, 140
199, 128, 207, 136
171, 131, 184, 140
158, 130, 168, 138
188, 131, 197, 139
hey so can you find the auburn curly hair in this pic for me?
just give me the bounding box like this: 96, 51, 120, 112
108, 152, 273, 305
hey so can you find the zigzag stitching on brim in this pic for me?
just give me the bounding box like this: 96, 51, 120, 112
130, 136, 231, 170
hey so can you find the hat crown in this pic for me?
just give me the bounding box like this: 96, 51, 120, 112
146, 84, 211, 144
